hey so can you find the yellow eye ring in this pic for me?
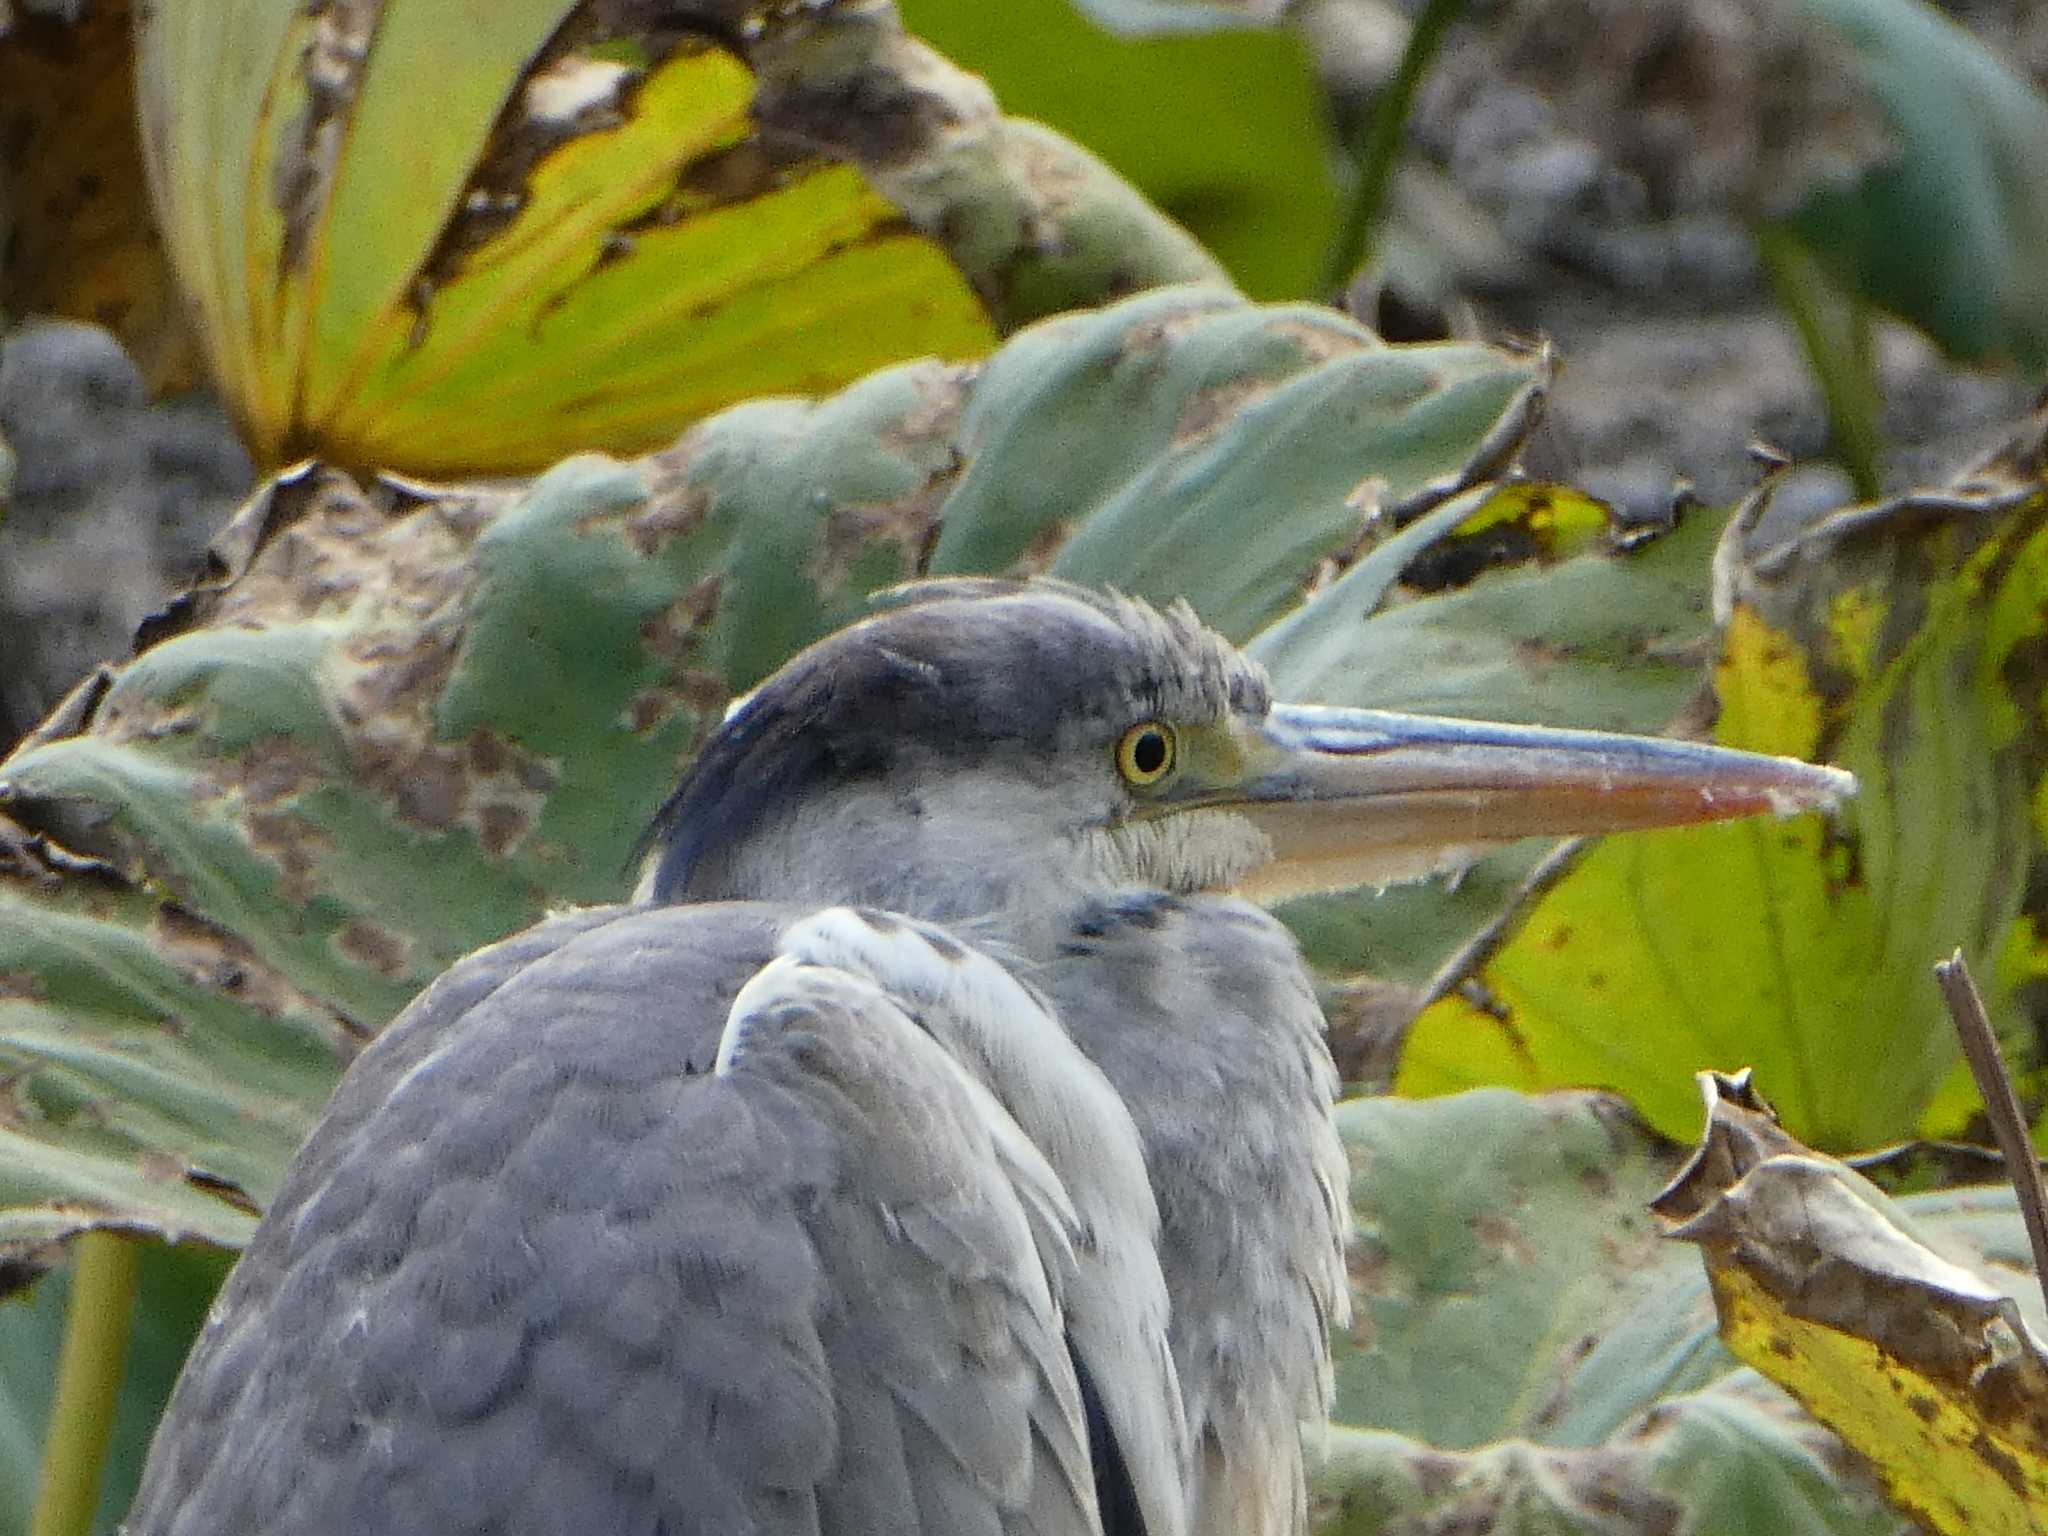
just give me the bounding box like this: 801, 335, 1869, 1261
1115, 722, 1178, 786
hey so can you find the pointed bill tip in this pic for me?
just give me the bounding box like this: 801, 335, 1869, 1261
1218, 705, 1857, 900
1700, 756, 1856, 821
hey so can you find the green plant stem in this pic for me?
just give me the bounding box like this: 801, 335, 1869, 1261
1320, 0, 1469, 297
1754, 220, 1886, 500
30, 1232, 140, 1536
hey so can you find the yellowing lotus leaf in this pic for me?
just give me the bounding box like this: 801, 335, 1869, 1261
1659, 1071, 2048, 1536
1399, 429, 2048, 1151
134, 0, 1221, 476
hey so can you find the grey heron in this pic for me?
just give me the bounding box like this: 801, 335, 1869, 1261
121, 580, 1853, 1536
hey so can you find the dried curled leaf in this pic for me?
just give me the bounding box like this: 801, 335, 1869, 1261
1316, 1086, 1912, 1536
1658, 1070, 2048, 1536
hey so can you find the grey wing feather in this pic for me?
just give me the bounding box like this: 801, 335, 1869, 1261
719, 955, 1102, 1536
1045, 894, 1350, 1536
126, 901, 836, 1536
774, 907, 1190, 1536
127, 902, 1106, 1536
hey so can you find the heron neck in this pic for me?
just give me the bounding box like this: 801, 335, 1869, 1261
664, 782, 1115, 962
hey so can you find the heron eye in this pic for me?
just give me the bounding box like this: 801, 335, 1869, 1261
1116, 722, 1178, 786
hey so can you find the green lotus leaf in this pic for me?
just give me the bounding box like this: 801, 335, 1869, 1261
1313, 1378, 1910, 1536
133, 0, 1222, 476
898, 0, 1336, 298
1330, 1089, 1721, 1448
1313, 1085, 2048, 1534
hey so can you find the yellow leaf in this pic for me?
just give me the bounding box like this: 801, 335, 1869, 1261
136, 2, 1008, 475
1401, 470, 2048, 1151
1399, 608, 1908, 1146
1660, 1073, 2048, 1536
1716, 604, 1823, 761
1825, 586, 1885, 687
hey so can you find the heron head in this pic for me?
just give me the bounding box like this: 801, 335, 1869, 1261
640, 581, 1852, 921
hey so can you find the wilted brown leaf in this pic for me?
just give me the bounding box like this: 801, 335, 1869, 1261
1659, 1070, 2048, 1536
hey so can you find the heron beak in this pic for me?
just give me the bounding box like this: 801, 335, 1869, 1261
1191, 704, 1856, 903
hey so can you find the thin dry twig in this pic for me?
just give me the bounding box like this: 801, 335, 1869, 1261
1934, 949, 2048, 1318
